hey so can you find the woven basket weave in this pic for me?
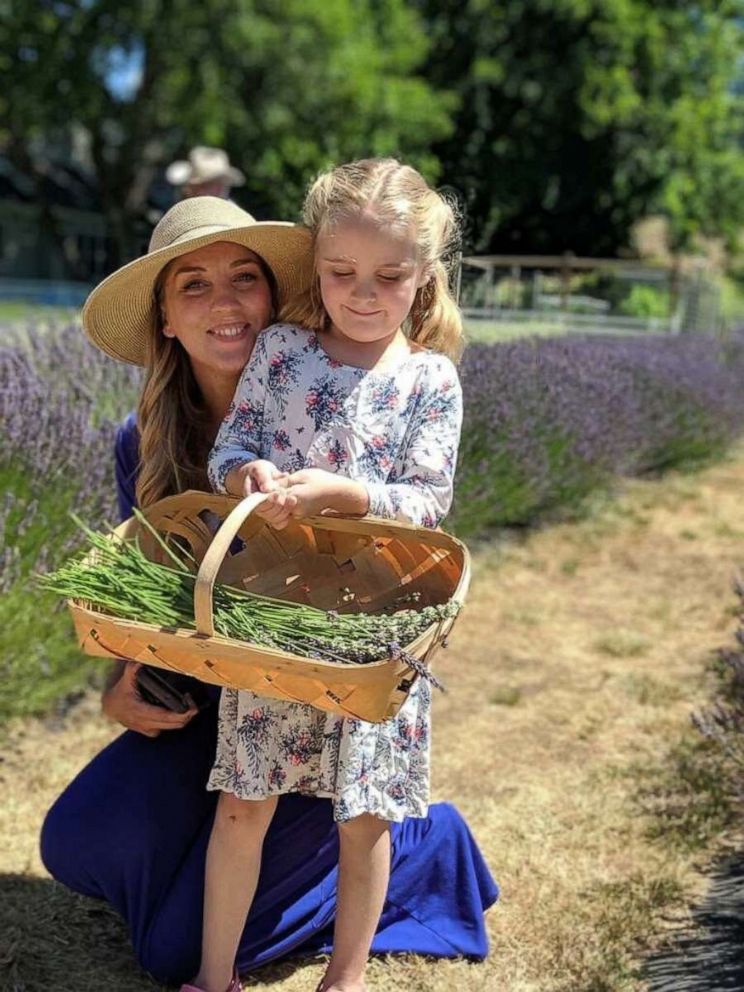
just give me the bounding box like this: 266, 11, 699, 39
68, 490, 470, 722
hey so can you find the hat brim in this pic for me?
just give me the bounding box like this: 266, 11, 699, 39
225, 167, 245, 186
165, 160, 191, 185
165, 163, 246, 186
82, 223, 313, 366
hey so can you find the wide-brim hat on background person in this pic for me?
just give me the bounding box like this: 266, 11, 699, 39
82, 197, 312, 366
165, 146, 246, 187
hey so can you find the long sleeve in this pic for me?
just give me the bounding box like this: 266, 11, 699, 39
364, 368, 463, 528
115, 413, 140, 521
207, 333, 270, 493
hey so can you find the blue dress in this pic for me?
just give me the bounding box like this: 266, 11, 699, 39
39, 413, 498, 986
207, 324, 463, 822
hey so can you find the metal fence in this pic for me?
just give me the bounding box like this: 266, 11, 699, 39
461, 254, 724, 338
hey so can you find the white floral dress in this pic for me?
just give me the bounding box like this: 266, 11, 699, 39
206, 323, 463, 822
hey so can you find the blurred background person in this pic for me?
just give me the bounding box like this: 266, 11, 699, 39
166, 146, 246, 200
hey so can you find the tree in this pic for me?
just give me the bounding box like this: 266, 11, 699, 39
0, 0, 454, 271
415, 0, 744, 255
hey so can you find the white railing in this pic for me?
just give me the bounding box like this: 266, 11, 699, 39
462, 307, 681, 336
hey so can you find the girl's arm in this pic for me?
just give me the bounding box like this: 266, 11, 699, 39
207, 333, 270, 494
365, 367, 463, 528
272, 366, 462, 530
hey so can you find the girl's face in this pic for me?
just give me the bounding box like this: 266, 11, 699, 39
160, 240, 274, 382
316, 214, 427, 348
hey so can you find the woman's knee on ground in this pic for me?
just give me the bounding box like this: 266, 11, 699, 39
39, 794, 69, 881
40, 786, 97, 890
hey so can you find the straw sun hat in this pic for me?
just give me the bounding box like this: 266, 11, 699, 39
165, 146, 245, 188
82, 196, 313, 366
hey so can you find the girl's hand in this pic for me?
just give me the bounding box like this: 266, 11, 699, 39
102, 661, 198, 737
245, 459, 289, 494
284, 468, 343, 519
225, 459, 288, 497
254, 488, 298, 530
253, 468, 338, 529
254, 471, 370, 529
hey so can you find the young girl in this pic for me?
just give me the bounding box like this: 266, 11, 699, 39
186, 158, 464, 992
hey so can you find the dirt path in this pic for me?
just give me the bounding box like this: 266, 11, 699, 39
4, 451, 744, 992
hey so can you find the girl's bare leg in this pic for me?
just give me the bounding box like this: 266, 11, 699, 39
319, 813, 391, 992
192, 792, 278, 992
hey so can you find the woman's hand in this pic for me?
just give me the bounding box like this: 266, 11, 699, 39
255, 469, 369, 530
102, 661, 198, 737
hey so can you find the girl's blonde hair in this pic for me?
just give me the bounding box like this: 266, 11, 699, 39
136, 260, 277, 508
281, 158, 464, 362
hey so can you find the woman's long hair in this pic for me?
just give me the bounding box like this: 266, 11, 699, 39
135, 257, 277, 508
135, 326, 213, 509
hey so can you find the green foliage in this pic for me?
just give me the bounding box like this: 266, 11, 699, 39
0, 0, 453, 267
0, 468, 98, 723
414, 0, 744, 255
3, 2, 743, 263
720, 273, 744, 324
450, 426, 607, 536
619, 285, 669, 319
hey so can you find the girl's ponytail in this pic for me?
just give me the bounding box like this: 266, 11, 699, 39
409, 260, 464, 362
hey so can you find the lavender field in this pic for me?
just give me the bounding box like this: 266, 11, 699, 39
1, 323, 141, 720
3, 322, 744, 722
453, 333, 744, 534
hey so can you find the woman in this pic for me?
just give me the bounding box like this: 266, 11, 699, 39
40, 196, 498, 987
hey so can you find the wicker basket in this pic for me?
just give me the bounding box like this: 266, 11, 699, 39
68, 490, 470, 722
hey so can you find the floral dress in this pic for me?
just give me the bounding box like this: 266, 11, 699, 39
206, 323, 463, 822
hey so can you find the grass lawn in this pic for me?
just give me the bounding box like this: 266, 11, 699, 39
464, 317, 567, 343
0, 301, 78, 324
462, 315, 676, 344
2, 445, 743, 990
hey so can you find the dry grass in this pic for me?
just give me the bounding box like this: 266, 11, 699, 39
4, 450, 744, 992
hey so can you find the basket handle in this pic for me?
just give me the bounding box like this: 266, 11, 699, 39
193, 492, 269, 637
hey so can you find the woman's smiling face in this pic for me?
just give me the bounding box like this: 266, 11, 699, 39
159, 240, 274, 380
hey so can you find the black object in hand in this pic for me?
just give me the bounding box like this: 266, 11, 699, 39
135, 667, 211, 714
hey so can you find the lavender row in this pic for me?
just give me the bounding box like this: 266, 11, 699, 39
693, 583, 744, 795
451, 333, 744, 534
3, 323, 744, 574
0, 322, 141, 590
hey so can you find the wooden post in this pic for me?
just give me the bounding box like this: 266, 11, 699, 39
511, 264, 521, 310
453, 250, 463, 305
486, 263, 496, 317
669, 257, 681, 333
560, 252, 573, 311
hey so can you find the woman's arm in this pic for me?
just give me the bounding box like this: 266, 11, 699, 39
114, 412, 139, 520
102, 661, 197, 737
104, 414, 198, 734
